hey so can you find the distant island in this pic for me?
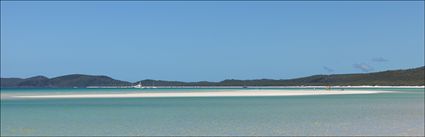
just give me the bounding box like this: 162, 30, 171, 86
1, 66, 424, 88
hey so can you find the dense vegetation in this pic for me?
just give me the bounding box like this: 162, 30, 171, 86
1, 74, 131, 88
1, 66, 424, 88
136, 66, 424, 86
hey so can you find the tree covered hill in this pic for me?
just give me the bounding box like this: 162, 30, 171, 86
1, 74, 131, 88
1, 66, 424, 88
136, 66, 424, 86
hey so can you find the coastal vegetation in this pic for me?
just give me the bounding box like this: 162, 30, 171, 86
137, 66, 424, 86
1, 66, 424, 88
1, 74, 131, 88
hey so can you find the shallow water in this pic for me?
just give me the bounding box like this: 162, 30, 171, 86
1, 88, 424, 136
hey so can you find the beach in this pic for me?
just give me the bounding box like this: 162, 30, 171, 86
1, 88, 423, 136
4, 89, 392, 99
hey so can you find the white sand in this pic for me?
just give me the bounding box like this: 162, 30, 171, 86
9, 90, 392, 99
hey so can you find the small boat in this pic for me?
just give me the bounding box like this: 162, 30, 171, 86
133, 82, 144, 88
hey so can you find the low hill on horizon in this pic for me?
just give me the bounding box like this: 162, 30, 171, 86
1, 74, 131, 88
1, 66, 424, 88
135, 66, 424, 86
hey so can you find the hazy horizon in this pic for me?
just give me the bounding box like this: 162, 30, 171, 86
1, 1, 424, 81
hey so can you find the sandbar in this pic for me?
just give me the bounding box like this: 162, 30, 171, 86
7, 90, 393, 99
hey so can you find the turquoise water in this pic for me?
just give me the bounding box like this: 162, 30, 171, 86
1, 88, 424, 136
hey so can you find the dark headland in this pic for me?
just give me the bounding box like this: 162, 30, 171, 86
1, 66, 424, 88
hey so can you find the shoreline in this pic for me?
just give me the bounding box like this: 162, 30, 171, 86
2, 85, 424, 89
6, 90, 393, 99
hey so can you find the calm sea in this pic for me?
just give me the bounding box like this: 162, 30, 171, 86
1, 88, 424, 136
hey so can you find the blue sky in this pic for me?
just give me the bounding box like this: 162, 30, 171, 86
1, 1, 424, 82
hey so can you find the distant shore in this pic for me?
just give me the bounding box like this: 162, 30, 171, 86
86, 85, 425, 89
1, 85, 423, 89
3, 66, 424, 88
5, 89, 394, 99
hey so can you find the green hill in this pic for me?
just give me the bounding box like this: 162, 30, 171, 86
135, 66, 424, 86
1, 74, 131, 88
1, 66, 424, 88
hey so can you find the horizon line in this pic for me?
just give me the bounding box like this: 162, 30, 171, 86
1, 65, 423, 83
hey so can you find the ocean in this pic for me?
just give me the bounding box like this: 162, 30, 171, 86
1, 88, 424, 136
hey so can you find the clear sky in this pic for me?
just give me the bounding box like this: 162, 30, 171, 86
1, 1, 424, 82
